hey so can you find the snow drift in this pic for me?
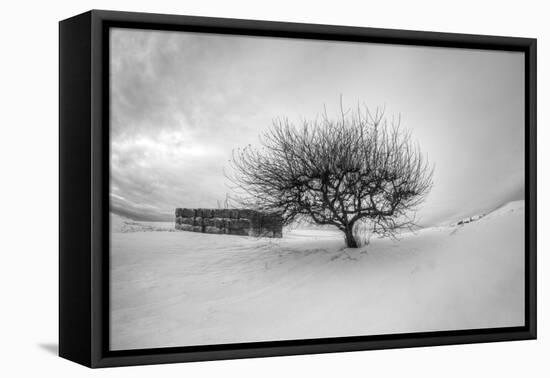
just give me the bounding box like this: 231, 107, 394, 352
110, 201, 525, 350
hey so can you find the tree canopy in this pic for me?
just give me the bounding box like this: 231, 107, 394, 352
229, 104, 433, 248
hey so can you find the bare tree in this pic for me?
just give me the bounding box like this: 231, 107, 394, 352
228, 103, 434, 248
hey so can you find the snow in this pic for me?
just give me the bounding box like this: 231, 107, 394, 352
110, 201, 525, 350
111, 213, 174, 233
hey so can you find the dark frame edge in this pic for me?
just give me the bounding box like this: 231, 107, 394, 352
90, 9, 109, 369
59, 11, 94, 368
93, 329, 535, 368
88, 9, 535, 49
526, 38, 537, 340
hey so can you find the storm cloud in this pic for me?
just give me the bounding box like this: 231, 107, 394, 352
110, 28, 524, 225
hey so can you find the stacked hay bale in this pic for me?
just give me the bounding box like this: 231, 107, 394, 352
175, 208, 282, 238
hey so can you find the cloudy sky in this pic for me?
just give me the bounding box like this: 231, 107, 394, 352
110, 28, 524, 225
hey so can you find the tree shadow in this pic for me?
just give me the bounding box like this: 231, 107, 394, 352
37, 343, 58, 355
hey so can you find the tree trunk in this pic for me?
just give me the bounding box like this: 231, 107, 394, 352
343, 226, 359, 248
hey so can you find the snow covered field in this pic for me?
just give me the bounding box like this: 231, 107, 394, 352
110, 201, 525, 351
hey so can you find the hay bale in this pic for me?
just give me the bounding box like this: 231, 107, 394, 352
227, 228, 248, 236
181, 208, 195, 217
205, 226, 223, 234
212, 209, 230, 218
176, 224, 194, 232
260, 213, 283, 235
213, 218, 225, 228
240, 210, 261, 229
203, 218, 214, 227
198, 209, 213, 218
226, 218, 250, 235
247, 229, 261, 237
229, 218, 250, 229
176, 207, 283, 238
238, 209, 260, 220
181, 217, 194, 226
204, 218, 225, 228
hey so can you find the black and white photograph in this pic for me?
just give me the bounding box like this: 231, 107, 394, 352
109, 27, 526, 351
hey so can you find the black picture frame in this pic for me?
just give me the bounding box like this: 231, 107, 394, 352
59, 9, 537, 368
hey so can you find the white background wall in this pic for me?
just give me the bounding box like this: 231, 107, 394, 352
0, 0, 546, 376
